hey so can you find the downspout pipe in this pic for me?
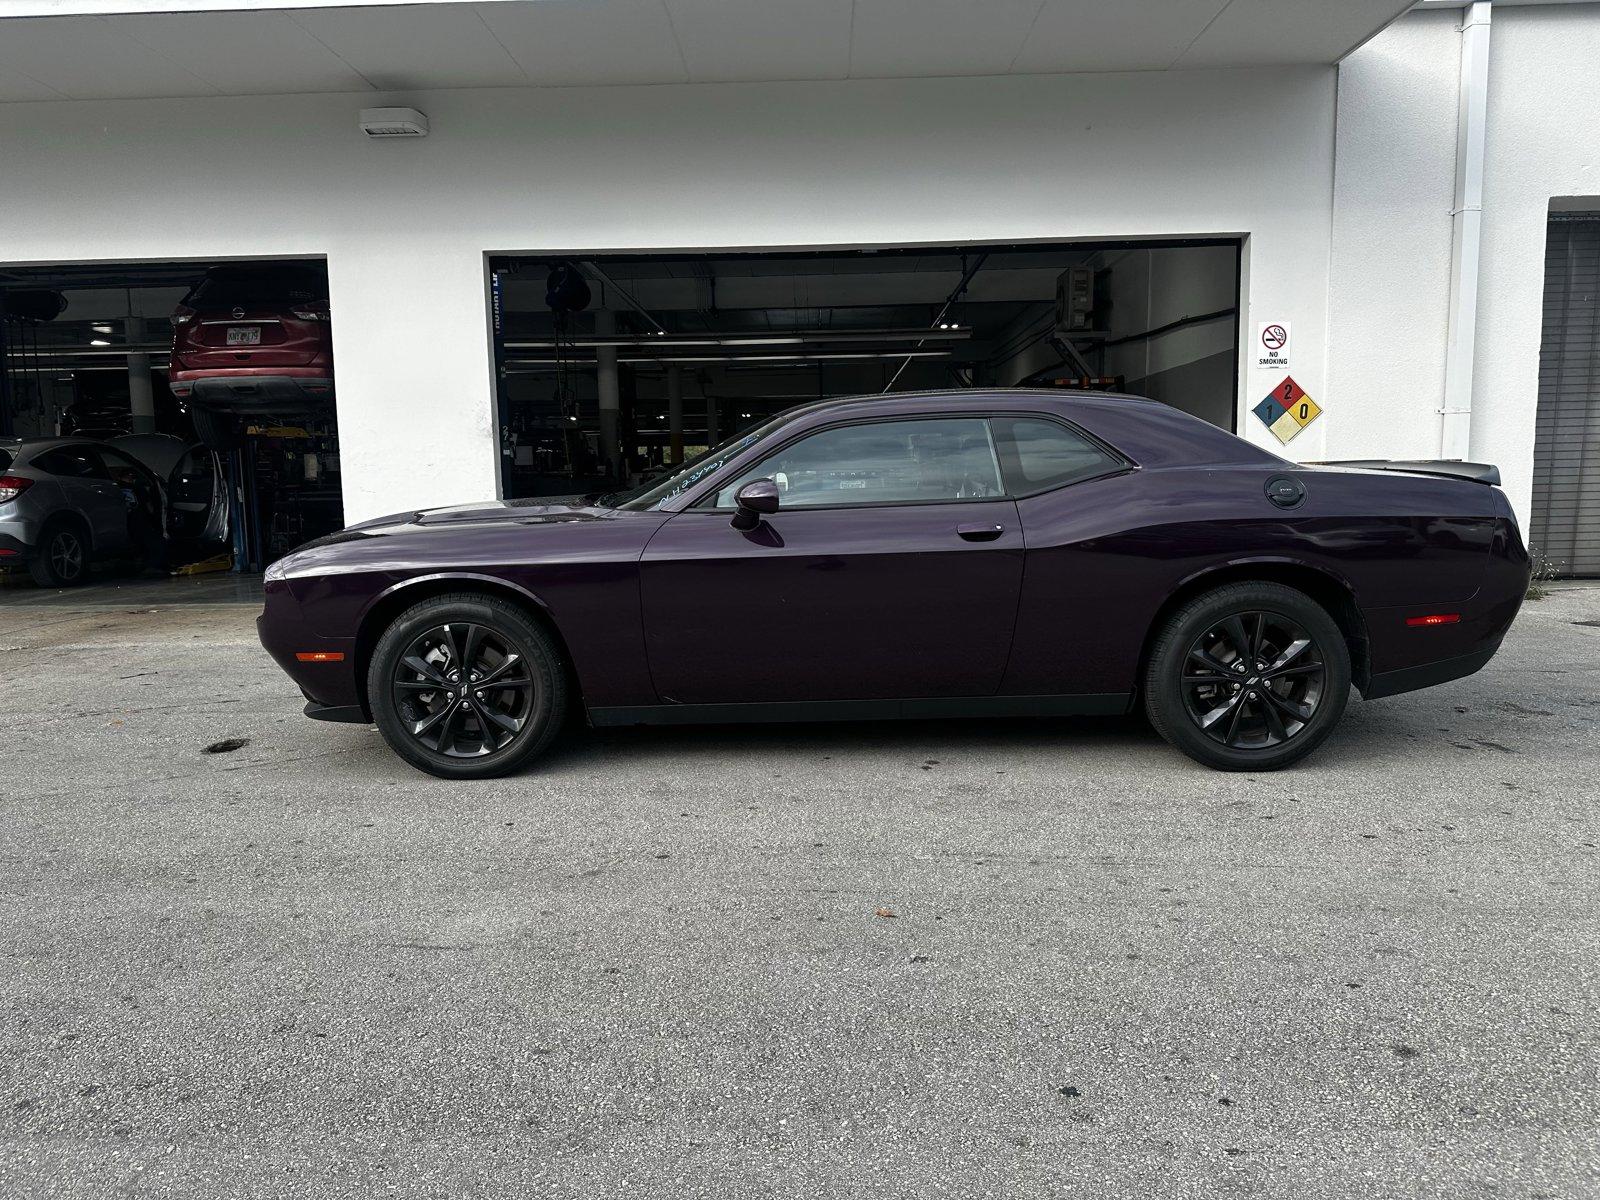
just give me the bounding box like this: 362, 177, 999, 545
1441, 0, 1492, 460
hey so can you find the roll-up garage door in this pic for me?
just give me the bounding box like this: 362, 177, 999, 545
1532, 215, 1600, 577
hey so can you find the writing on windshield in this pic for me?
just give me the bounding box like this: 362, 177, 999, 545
643, 434, 761, 509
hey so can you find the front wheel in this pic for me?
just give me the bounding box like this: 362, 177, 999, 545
1144, 582, 1351, 771
368, 592, 568, 779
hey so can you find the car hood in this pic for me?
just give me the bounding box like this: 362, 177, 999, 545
281, 495, 611, 556
346, 494, 607, 531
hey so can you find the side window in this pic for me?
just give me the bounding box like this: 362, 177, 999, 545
100, 449, 161, 511
172, 448, 215, 505
33, 446, 110, 480
711, 418, 1003, 509
990, 417, 1124, 495
100, 449, 147, 488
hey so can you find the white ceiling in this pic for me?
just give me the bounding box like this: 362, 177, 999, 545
0, 0, 1418, 104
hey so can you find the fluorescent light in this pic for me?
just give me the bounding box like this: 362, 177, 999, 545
92, 323, 114, 334
89, 338, 110, 346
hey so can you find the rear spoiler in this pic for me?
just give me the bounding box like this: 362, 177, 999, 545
1311, 459, 1501, 486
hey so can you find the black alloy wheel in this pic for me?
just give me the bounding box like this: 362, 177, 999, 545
369, 593, 567, 779
392, 622, 534, 758
1144, 581, 1351, 771
1181, 610, 1326, 750
30, 524, 87, 587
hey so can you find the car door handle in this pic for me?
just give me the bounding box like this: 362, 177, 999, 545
957, 523, 1005, 542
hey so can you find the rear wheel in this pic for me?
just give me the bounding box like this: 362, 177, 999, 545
1144, 582, 1351, 771
368, 592, 568, 779
190, 405, 243, 451
29, 521, 89, 588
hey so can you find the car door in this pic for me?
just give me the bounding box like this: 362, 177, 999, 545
33, 445, 127, 550
639, 416, 1024, 705
99, 447, 164, 540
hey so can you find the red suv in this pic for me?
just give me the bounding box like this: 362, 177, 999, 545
169, 263, 332, 448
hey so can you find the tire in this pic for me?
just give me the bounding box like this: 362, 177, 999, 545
1143, 582, 1351, 771
190, 405, 243, 451
128, 512, 167, 573
29, 519, 90, 588
368, 592, 568, 779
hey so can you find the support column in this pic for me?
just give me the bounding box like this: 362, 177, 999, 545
127, 331, 155, 436
705, 393, 719, 447
328, 244, 499, 524
667, 365, 684, 463
1440, 0, 1491, 461
595, 309, 621, 479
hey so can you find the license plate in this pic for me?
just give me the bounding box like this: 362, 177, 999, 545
226, 327, 261, 346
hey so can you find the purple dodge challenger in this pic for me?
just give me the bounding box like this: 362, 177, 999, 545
259, 390, 1529, 778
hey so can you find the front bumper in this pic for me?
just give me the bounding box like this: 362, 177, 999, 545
303, 700, 368, 723
257, 581, 363, 718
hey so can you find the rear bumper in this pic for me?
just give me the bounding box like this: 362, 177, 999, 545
1364, 644, 1500, 700
1360, 514, 1529, 700
175, 369, 334, 412
0, 513, 42, 557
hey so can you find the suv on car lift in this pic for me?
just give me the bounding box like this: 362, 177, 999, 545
168, 262, 332, 449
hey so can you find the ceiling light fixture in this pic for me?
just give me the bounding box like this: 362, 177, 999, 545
359, 107, 429, 138
89, 338, 110, 346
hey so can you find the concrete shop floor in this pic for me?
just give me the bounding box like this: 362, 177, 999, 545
1, 585, 1597, 1198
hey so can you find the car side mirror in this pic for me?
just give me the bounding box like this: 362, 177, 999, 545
731, 478, 780, 531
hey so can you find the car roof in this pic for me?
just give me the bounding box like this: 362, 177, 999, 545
761, 388, 1284, 472
8, 436, 157, 464
10, 436, 109, 451
769, 386, 1159, 419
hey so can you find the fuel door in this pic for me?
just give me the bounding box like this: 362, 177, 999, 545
1265, 475, 1306, 509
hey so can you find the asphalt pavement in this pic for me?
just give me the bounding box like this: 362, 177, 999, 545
1, 581, 1597, 1199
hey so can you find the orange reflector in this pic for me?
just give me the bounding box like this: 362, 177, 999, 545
1405, 614, 1460, 627
295, 651, 347, 662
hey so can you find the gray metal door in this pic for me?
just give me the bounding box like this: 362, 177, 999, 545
1532, 215, 1600, 576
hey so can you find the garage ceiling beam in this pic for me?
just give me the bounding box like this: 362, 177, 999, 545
503, 327, 973, 350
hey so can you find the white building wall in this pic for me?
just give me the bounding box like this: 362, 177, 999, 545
1329, 3, 1600, 528
1327, 10, 1462, 464
1474, 4, 1600, 530
1, 68, 1336, 522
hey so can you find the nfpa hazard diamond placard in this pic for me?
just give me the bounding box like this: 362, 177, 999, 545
1252, 376, 1321, 444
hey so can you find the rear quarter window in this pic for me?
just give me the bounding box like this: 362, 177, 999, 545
31, 446, 109, 479
991, 416, 1125, 495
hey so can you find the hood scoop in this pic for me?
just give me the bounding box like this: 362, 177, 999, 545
412, 499, 601, 526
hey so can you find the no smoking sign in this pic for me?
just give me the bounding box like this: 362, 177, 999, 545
1255, 320, 1291, 371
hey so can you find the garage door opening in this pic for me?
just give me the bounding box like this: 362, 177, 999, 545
489, 239, 1241, 500
1532, 211, 1600, 577
0, 258, 342, 585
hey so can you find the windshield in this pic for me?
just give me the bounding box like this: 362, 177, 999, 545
0, 443, 15, 471
184, 265, 327, 309
604, 413, 795, 511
